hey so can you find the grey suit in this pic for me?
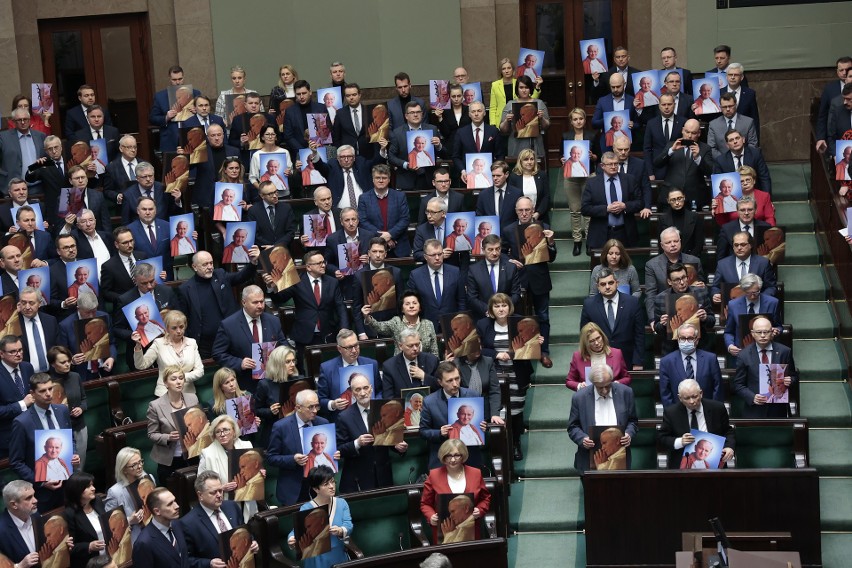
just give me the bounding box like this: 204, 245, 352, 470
146, 392, 199, 466
567, 381, 638, 472
0, 128, 47, 192
643, 253, 706, 320
707, 114, 758, 160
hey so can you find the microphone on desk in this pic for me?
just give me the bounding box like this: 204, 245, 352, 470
408, 466, 416, 485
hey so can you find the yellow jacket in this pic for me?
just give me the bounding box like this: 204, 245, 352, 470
488, 78, 541, 126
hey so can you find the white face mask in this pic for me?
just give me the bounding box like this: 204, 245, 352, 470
678, 340, 697, 355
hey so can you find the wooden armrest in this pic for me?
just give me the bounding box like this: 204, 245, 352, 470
344, 537, 365, 559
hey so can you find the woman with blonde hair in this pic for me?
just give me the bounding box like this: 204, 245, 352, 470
488, 57, 541, 127
509, 148, 550, 223
270, 64, 298, 110
561, 107, 598, 256
210, 367, 261, 433
104, 447, 154, 544
255, 345, 302, 445
146, 365, 199, 481
133, 309, 203, 397
565, 322, 631, 390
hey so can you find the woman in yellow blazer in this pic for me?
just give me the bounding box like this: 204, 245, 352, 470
489, 57, 542, 126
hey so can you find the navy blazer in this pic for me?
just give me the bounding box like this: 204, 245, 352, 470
181, 112, 226, 131
317, 355, 381, 420
406, 263, 465, 331
724, 293, 782, 348
420, 386, 478, 469
475, 185, 522, 231
266, 413, 330, 505
332, 104, 371, 157
476, 318, 533, 391
283, 101, 328, 151
270, 273, 347, 345
132, 520, 190, 568
658, 348, 723, 407
178, 264, 256, 340
64, 104, 113, 138
501, 220, 556, 296
451, 123, 502, 172
722, 86, 760, 136
121, 182, 181, 225
0, 361, 34, 457
71, 228, 114, 262
816, 79, 844, 142
411, 222, 443, 263
175, 500, 243, 567
58, 310, 118, 381
711, 254, 777, 298
713, 146, 772, 193
0, 509, 43, 563
71, 125, 121, 163
580, 292, 646, 368
10, 403, 76, 483
314, 154, 378, 206
149, 87, 201, 152
336, 401, 395, 493
597, 156, 652, 210
212, 310, 286, 390
104, 157, 138, 202
581, 172, 643, 251
386, 124, 443, 190
381, 352, 439, 400
466, 257, 521, 320
567, 381, 639, 472
387, 95, 428, 132
416, 190, 466, 225
323, 229, 376, 275
455, 355, 502, 421
356, 189, 411, 257
246, 200, 296, 248
349, 265, 403, 337
19, 312, 59, 372
73, 186, 112, 233
47, 259, 77, 322
732, 342, 798, 418
127, 218, 172, 276
658, 399, 734, 468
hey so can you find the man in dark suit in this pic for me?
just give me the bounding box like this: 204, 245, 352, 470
266, 389, 331, 505
643, 94, 685, 180
452, 101, 502, 179
175, 471, 255, 567
706, 45, 749, 87
10, 373, 79, 512
658, 323, 723, 407
467, 234, 521, 320
826, 83, 852, 157
24, 135, 65, 223
283, 80, 328, 152
12, 206, 53, 263
180, 94, 226, 133
567, 364, 638, 473
324, 209, 379, 307
0, 179, 37, 233
581, 152, 643, 252
387, 72, 428, 132
337, 373, 407, 493
591, 73, 639, 153
502, 196, 558, 367
714, 131, 772, 193
193, 124, 240, 210
611, 137, 653, 218
212, 285, 287, 392
47, 234, 82, 322
68, 208, 114, 266
314, 144, 378, 210
300, 186, 341, 252
721, 63, 759, 137
660, 71, 695, 119
659, 47, 694, 95
651, 263, 716, 356
101, 227, 148, 305
711, 231, 777, 303
723, 273, 782, 357
349, 238, 404, 337
56, 166, 112, 232
815, 57, 852, 153
653, 119, 714, 209
103, 134, 143, 203
707, 94, 758, 160
127, 197, 173, 278
716, 196, 771, 260
58, 290, 117, 381
0, 335, 35, 458
406, 239, 465, 332
580, 268, 646, 369
732, 315, 799, 418
246, 180, 296, 248
420, 362, 478, 469
317, 329, 380, 421
591, 46, 640, 99
0, 245, 24, 300
0, 480, 43, 566
121, 162, 182, 225
70, 105, 120, 163
657, 378, 735, 469
412, 197, 449, 263
357, 164, 411, 257
0, 109, 47, 193
385, 101, 443, 190
416, 167, 465, 225
179, 250, 257, 357
333, 84, 372, 157
148, 65, 201, 153
17, 287, 58, 374
381, 329, 440, 400
132, 487, 189, 567
268, 250, 347, 359
63, 84, 113, 139
226, 93, 273, 167
475, 161, 522, 231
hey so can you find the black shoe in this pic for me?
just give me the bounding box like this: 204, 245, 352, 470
513, 445, 523, 461
573, 241, 582, 256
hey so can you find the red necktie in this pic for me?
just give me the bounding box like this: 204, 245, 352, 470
475, 127, 481, 151
313, 279, 321, 330
323, 214, 331, 235
251, 319, 259, 342
761, 349, 769, 364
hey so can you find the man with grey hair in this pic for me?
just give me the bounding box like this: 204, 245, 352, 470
644, 226, 707, 320
317, 328, 379, 420
58, 289, 116, 380
0, 480, 43, 565
721, 62, 760, 138
104, 134, 140, 203
420, 552, 453, 568
413, 195, 450, 262
382, 328, 439, 398
213, 284, 286, 392
659, 322, 723, 407
121, 160, 181, 225
329, 61, 346, 87
723, 273, 782, 356
0, 108, 46, 192
73, 208, 113, 273
23, 135, 64, 220
657, 377, 735, 469
581, 151, 643, 252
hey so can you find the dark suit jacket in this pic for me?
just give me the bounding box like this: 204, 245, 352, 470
317, 355, 380, 420
178, 264, 256, 340
25, 160, 65, 223
0, 360, 34, 457
132, 520, 190, 568
71, 125, 120, 162
567, 381, 639, 472
324, 229, 376, 275
580, 292, 646, 367
722, 86, 760, 135
826, 96, 852, 156
349, 265, 403, 336
270, 273, 347, 345
127, 219, 172, 276
661, 67, 694, 95
466, 256, 521, 320
381, 352, 439, 400
591, 95, 638, 151
658, 399, 735, 468
501, 220, 556, 296
716, 219, 770, 260
451, 123, 502, 173
104, 157, 141, 202
433, 105, 471, 153
283, 101, 328, 151
658, 349, 723, 407
47, 259, 77, 321
710, 254, 777, 298
508, 171, 551, 222
63, 498, 111, 568
58, 310, 118, 381
212, 310, 286, 389
595, 66, 641, 98
724, 293, 782, 349
356, 189, 411, 257
121, 182, 181, 225
64, 104, 113, 139
654, 141, 715, 208
100, 251, 149, 305
266, 413, 330, 505
651, 286, 716, 355
149, 87, 201, 153
411, 222, 442, 263
416, 190, 466, 225
174, 500, 243, 567
75, 185, 112, 232
181, 112, 226, 131
387, 124, 443, 190
71, 228, 114, 261
332, 104, 371, 156
817, 79, 844, 142
0, 128, 47, 192
714, 146, 772, 193
477, 318, 533, 390
658, 209, 704, 258
387, 95, 428, 132
113, 284, 182, 369
336, 402, 395, 493
475, 185, 522, 231
455, 355, 501, 420
246, 200, 296, 247
0, 509, 43, 563
314, 154, 378, 206
406, 263, 465, 331
644, 114, 685, 173
420, 386, 477, 469
581, 172, 643, 250
19, 312, 59, 371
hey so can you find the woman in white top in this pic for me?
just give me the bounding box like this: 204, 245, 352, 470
215, 65, 264, 117
133, 310, 203, 397
248, 124, 294, 190
508, 148, 551, 224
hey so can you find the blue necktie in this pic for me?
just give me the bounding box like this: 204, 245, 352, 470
13, 368, 24, 397
433, 271, 442, 303
44, 408, 56, 429
30, 318, 48, 371
490, 264, 497, 293
685, 355, 694, 379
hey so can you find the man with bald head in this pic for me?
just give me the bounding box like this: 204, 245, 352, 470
592, 72, 638, 153
653, 118, 714, 209
452, 101, 502, 186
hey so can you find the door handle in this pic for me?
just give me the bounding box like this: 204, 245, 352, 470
577, 81, 583, 87
567, 81, 574, 88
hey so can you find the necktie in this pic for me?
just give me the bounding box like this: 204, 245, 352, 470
663, 118, 670, 141
44, 408, 56, 429
433, 271, 442, 303
202, 117, 209, 132
728, 118, 734, 131
739, 261, 747, 278
685, 355, 694, 378
345, 170, 357, 208
147, 224, 156, 248
496, 188, 504, 216
490, 263, 498, 293
743, 224, 751, 235
13, 367, 24, 397
761, 349, 769, 364
619, 163, 626, 174
748, 302, 755, 314
690, 410, 698, 430
609, 177, 618, 203
606, 299, 615, 330
467, 363, 482, 395
435, 225, 443, 244
214, 510, 227, 533
128, 162, 136, 180
352, 108, 360, 132
55, 160, 64, 174
127, 256, 135, 273
30, 318, 47, 371
734, 155, 742, 169
475, 127, 481, 151
167, 528, 176, 547
323, 214, 331, 235
268, 205, 276, 226
251, 319, 259, 343
95, 130, 101, 139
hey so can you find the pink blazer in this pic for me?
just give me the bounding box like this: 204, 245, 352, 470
565, 347, 631, 390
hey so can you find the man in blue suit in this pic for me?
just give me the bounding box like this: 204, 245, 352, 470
357, 164, 411, 258
0, 480, 43, 566
467, 234, 521, 320
317, 329, 380, 422
176, 471, 257, 567
10, 373, 79, 512
713, 130, 772, 193
591, 73, 638, 153
381, 329, 440, 400
127, 197, 174, 279
0, 335, 35, 458
332, 84, 372, 157
643, 94, 684, 180
474, 161, 521, 231
815, 56, 851, 153
132, 487, 190, 567
711, 231, 777, 303
13, 206, 53, 263
385, 101, 443, 191
580, 268, 646, 369
58, 291, 117, 381
267, 389, 332, 505
452, 101, 502, 177
121, 162, 183, 225
314, 144, 380, 209
149, 65, 201, 153
581, 153, 643, 252
406, 239, 465, 332
17, 287, 58, 374
283, 80, 328, 152
70, 105, 120, 163
723, 273, 782, 357
212, 285, 287, 392
420, 362, 479, 469
659, 322, 723, 407
721, 63, 759, 138
386, 72, 428, 132
567, 364, 638, 473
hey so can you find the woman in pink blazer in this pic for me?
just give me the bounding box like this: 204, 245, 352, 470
566, 322, 631, 390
